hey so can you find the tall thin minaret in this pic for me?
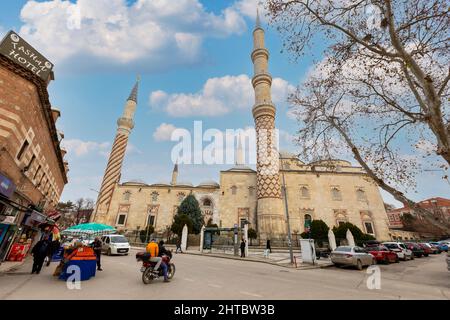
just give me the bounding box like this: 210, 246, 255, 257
93, 78, 139, 222
251, 9, 286, 238
171, 162, 178, 185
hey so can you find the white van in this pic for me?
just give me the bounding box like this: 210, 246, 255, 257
101, 234, 130, 255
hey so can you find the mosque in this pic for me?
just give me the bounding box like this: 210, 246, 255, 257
91, 13, 391, 241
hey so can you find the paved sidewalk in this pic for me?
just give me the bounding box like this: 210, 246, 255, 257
131, 246, 333, 269
0, 259, 28, 274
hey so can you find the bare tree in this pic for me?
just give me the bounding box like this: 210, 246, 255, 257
267, 0, 449, 165
289, 77, 449, 234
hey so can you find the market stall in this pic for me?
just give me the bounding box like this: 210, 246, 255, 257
57, 244, 97, 281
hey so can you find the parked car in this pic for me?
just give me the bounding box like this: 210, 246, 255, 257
382, 242, 413, 261
404, 242, 425, 258
426, 243, 442, 254
432, 241, 449, 252
365, 245, 399, 264
416, 243, 432, 256
101, 234, 130, 255
330, 246, 376, 270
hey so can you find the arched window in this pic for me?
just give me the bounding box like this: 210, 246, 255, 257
331, 187, 342, 201
203, 198, 211, 207
231, 186, 237, 195
177, 192, 185, 202
356, 188, 367, 201
123, 191, 131, 201
300, 186, 310, 199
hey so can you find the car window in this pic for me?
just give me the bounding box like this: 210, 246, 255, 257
110, 236, 128, 243
384, 243, 396, 249
399, 244, 406, 249
335, 246, 351, 252
105, 237, 110, 244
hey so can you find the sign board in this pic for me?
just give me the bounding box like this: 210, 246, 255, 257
0, 31, 53, 81
24, 210, 47, 228
0, 173, 16, 198
1, 216, 16, 224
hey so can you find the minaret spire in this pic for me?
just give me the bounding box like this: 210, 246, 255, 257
93, 78, 140, 222
236, 133, 245, 166
255, 8, 261, 29
171, 160, 179, 185
127, 75, 140, 103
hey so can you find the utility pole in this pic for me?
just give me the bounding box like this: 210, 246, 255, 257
279, 153, 294, 265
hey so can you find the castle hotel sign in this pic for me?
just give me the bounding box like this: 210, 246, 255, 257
0, 31, 53, 81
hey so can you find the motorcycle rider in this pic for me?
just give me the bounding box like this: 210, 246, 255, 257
158, 240, 170, 282
145, 239, 162, 276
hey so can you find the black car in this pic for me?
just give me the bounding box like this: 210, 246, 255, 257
405, 242, 425, 258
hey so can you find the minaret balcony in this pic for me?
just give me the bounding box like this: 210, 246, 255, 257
251, 48, 269, 62
252, 102, 276, 119
252, 73, 272, 88
117, 117, 135, 130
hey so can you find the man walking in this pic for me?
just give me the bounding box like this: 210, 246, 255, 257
31, 235, 51, 274
240, 238, 246, 258
92, 237, 103, 271
176, 239, 183, 254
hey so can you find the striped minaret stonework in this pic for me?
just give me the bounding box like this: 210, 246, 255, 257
93, 79, 139, 222
251, 10, 286, 239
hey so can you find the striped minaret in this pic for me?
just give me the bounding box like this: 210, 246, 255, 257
251, 9, 286, 239
92, 78, 139, 223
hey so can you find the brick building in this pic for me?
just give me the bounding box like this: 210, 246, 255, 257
0, 31, 68, 262
387, 197, 450, 229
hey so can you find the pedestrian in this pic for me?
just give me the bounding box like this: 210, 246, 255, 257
31, 235, 51, 274
240, 238, 246, 258
266, 239, 272, 253
176, 239, 183, 254
92, 237, 103, 271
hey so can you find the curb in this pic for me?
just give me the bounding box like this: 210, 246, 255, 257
130, 247, 333, 270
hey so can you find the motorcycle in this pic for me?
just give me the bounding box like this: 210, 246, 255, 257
136, 251, 176, 284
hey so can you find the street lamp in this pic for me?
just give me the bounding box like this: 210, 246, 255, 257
279, 153, 294, 265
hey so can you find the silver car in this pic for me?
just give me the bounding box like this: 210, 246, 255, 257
331, 246, 375, 270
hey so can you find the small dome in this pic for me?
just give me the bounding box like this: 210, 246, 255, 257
123, 180, 148, 186
198, 180, 220, 188
226, 165, 255, 172
151, 181, 170, 186
176, 181, 193, 187
279, 150, 298, 159
309, 159, 352, 167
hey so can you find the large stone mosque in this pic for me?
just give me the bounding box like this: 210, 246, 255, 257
92, 13, 391, 241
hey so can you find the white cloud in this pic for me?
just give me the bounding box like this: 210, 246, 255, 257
150, 74, 294, 117
233, 0, 268, 23
153, 123, 179, 141
62, 139, 110, 157
17, 0, 246, 72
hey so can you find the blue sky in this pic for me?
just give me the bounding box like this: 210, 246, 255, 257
0, 0, 447, 207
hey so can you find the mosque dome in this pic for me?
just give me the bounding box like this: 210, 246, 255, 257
176, 181, 193, 187
151, 181, 170, 186
197, 180, 220, 188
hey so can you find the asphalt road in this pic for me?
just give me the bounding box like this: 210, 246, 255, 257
0, 249, 448, 300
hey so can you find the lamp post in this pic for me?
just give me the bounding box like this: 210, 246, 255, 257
279, 153, 294, 265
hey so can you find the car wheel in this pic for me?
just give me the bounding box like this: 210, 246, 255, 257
410, 254, 414, 260
356, 260, 363, 270
384, 256, 390, 264
107, 248, 111, 256
395, 256, 400, 263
